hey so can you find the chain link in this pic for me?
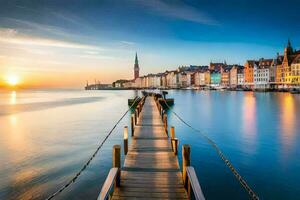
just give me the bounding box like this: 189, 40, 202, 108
160, 97, 259, 200
45, 96, 142, 200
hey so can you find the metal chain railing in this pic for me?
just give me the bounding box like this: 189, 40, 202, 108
160, 97, 259, 200
45, 96, 142, 200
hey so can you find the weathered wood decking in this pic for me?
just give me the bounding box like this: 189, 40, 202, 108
111, 97, 188, 200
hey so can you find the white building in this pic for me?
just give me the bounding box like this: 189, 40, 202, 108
237, 68, 244, 86
254, 58, 273, 89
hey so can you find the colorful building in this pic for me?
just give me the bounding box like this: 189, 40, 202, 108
237, 67, 244, 86
221, 65, 232, 87
210, 70, 221, 86
276, 40, 300, 87
291, 56, 300, 86
254, 58, 272, 89
230, 65, 243, 88
244, 60, 258, 88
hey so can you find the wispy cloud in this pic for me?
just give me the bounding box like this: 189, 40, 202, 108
120, 41, 135, 46
134, 0, 218, 25
0, 28, 101, 50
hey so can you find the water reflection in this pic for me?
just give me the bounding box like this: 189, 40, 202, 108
242, 92, 257, 154
10, 91, 17, 105
280, 94, 296, 152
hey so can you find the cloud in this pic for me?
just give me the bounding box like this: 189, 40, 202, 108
0, 28, 101, 50
120, 41, 135, 46
134, 0, 218, 25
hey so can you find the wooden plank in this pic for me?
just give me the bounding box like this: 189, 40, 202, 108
186, 166, 206, 200
97, 167, 118, 200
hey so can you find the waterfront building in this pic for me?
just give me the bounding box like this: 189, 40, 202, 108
210, 70, 221, 86
254, 58, 273, 89
161, 72, 167, 88
153, 74, 163, 88
134, 53, 139, 80
123, 80, 134, 88
244, 60, 258, 88
134, 77, 142, 88
113, 79, 130, 88
141, 76, 147, 88
276, 40, 300, 88
269, 59, 277, 84
230, 65, 243, 88
275, 54, 284, 85
221, 65, 232, 87
186, 71, 195, 86
237, 67, 244, 86
166, 71, 179, 88
179, 72, 188, 88
194, 71, 200, 86
193, 66, 209, 86
204, 70, 211, 85
291, 57, 300, 87
194, 71, 204, 86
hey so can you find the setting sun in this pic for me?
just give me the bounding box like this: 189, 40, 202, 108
6, 75, 20, 86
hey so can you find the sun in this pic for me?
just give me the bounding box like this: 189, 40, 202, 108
6, 75, 20, 86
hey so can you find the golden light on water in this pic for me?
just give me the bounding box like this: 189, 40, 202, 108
10, 91, 17, 104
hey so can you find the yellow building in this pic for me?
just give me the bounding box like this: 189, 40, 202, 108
276, 40, 300, 87
291, 55, 300, 85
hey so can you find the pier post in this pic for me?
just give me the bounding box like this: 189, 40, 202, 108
182, 144, 190, 189
170, 126, 175, 139
163, 113, 168, 136
124, 126, 128, 155
134, 109, 137, 125
113, 145, 121, 187
138, 105, 141, 115
172, 138, 178, 155
131, 114, 134, 137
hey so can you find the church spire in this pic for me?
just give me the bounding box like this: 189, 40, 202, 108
288, 38, 291, 47
286, 38, 293, 55
135, 52, 138, 65
134, 52, 139, 80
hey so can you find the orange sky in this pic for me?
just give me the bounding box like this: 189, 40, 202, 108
0, 28, 137, 89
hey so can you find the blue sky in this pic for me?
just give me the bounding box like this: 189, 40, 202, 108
0, 0, 299, 87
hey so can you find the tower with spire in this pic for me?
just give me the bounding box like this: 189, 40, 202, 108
134, 52, 139, 79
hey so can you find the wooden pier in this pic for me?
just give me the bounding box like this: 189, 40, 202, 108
98, 95, 205, 200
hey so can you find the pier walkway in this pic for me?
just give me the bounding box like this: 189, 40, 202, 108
112, 97, 187, 199
98, 95, 205, 200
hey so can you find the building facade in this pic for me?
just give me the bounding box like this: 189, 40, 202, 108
254, 58, 272, 89
210, 70, 221, 86
244, 60, 257, 88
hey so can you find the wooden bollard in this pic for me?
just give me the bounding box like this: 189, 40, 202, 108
163, 113, 168, 136
138, 105, 141, 114
182, 144, 191, 189
134, 109, 138, 125
172, 138, 178, 155
124, 126, 128, 155
136, 105, 139, 116
170, 126, 175, 139
131, 114, 134, 137
113, 145, 121, 187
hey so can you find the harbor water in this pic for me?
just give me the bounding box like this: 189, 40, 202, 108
0, 90, 299, 200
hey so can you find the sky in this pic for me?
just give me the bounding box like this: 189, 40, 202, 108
0, 0, 299, 88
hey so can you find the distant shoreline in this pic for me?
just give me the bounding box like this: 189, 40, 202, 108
84, 87, 300, 93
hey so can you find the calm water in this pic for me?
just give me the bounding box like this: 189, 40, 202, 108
0, 90, 299, 200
